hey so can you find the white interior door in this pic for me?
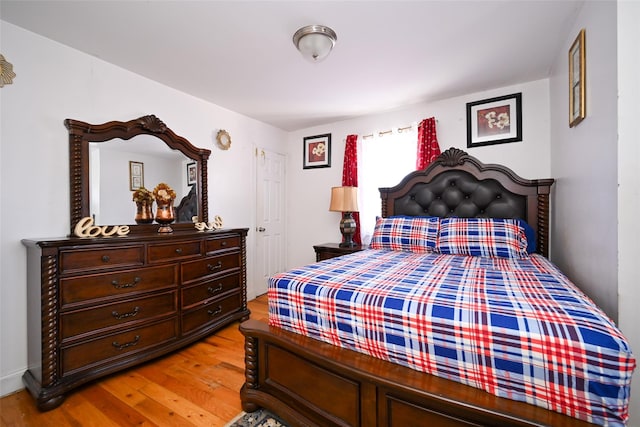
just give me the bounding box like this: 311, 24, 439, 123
254, 148, 286, 298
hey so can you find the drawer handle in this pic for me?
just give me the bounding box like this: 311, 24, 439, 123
112, 335, 140, 351
221, 241, 227, 247
102, 255, 110, 263
207, 306, 222, 317
207, 261, 223, 271
111, 277, 141, 289
207, 284, 223, 294
175, 248, 183, 254
112, 306, 140, 320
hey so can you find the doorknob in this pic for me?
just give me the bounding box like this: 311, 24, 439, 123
257, 227, 266, 232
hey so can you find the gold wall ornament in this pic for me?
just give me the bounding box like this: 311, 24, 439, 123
73, 217, 130, 238
216, 130, 232, 150
0, 54, 16, 87
194, 215, 223, 231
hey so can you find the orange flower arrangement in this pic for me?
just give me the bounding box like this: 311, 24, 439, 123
132, 186, 154, 203
153, 183, 176, 203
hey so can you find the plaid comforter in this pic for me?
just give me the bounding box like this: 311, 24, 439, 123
268, 250, 635, 426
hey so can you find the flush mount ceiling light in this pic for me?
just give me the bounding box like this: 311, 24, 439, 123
292, 25, 337, 63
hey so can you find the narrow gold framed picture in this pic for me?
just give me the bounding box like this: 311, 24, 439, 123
569, 29, 586, 127
129, 160, 144, 191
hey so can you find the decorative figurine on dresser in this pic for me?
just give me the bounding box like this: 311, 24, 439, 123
22, 115, 249, 411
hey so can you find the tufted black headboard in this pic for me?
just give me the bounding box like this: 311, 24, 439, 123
379, 148, 554, 257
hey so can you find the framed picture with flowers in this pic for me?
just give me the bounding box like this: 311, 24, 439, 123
303, 133, 331, 169
466, 93, 522, 148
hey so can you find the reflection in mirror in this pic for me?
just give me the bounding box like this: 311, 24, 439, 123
89, 136, 194, 225
66, 115, 211, 236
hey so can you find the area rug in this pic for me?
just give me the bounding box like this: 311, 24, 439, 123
225, 408, 290, 427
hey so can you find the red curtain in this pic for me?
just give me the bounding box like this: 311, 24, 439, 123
342, 134, 362, 245
416, 117, 441, 170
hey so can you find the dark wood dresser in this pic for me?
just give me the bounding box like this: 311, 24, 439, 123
22, 228, 249, 410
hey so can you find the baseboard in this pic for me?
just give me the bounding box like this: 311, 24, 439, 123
1, 370, 25, 398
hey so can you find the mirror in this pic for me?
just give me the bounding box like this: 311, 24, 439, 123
66, 115, 211, 235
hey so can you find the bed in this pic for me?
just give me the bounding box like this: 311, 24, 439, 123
239, 148, 635, 427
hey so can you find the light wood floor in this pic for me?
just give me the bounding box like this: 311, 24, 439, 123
0, 294, 269, 427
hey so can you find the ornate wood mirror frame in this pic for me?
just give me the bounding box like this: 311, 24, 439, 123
66, 115, 211, 236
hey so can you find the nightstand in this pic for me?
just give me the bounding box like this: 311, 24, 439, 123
313, 243, 365, 262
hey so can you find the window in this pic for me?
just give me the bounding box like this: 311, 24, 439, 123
358, 129, 417, 244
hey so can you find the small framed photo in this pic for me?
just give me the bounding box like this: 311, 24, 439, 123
569, 28, 586, 127
186, 162, 197, 185
466, 93, 522, 148
303, 133, 331, 169
129, 161, 144, 191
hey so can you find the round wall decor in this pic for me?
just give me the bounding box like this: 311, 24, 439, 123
216, 129, 232, 150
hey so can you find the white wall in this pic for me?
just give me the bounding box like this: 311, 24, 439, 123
549, 1, 619, 320
617, 1, 640, 424
549, 0, 639, 423
285, 79, 552, 270
0, 22, 288, 395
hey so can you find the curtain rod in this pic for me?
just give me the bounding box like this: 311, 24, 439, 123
362, 125, 414, 140
360, 119, 437, 140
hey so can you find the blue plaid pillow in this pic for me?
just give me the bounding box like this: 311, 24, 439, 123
437, 217, 529, 258
369, 216, 439, 253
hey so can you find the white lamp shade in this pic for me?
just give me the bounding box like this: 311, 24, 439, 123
329, 186, 358, 212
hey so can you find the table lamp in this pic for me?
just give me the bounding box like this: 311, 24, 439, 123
329, 186, 358, 247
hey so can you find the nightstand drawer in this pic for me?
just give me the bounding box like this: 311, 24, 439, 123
313, 243, 364, 262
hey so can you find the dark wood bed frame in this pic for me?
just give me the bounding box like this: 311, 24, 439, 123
240, 148, 595, 426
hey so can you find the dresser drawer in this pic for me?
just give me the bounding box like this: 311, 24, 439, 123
147, 240, 201, 263
181, 252, 240, 285
60, 264, 177, 307
181, 272, 240, 309
60, 245, 144, 274
61, 291, 177, 341
61, 318, 178, 376
181, 292, 242, 335
205, 235, 241, 254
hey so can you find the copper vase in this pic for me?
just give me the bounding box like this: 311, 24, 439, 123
155, 199, 175, 233
134, 200, 154, 224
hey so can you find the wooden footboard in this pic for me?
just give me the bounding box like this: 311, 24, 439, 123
240, 319, 596, 427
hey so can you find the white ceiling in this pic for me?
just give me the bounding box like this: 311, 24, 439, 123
1, 0, 583, 131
